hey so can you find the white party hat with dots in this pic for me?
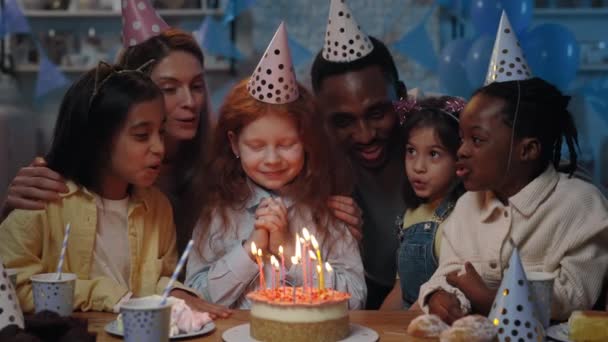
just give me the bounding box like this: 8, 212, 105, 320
489, 248, 544, 342
322, 0, 374, 62
121, 0, 170, 48
0, 261, 24, 330
484, 11, 532, 85
247, 22, 299, 104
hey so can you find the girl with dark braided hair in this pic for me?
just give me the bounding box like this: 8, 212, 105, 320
419, 77, 608, 324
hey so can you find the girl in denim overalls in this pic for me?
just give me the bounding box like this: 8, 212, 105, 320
381, 96, 465, 310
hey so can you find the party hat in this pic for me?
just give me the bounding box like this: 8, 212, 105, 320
0, 261, 24, 330
322, 0, 373, 62
121, 0, 169, 48
247, 22, 299, 105
489, 248, 544, 342
484, 11, 531, 85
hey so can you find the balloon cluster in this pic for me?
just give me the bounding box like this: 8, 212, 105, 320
437, 0, 580, 95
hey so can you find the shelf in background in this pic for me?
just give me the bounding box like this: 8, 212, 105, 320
535, 8, 608, 16
23, 9, 223, 18
579, 64, 608, 72
15, 60, 231, 73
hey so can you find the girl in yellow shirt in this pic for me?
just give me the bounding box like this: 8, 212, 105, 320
0, 62, 205, 313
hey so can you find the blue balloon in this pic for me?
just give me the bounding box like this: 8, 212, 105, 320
502, 0, 534, 34
438, 39, 474, 98
469, 0, 503, 36
465, 35, 494, 88
521, 23, 580, 91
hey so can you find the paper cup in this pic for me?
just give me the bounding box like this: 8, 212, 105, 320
526, 271, 556, 329
5, 269, 18, 289
120, 297, 172, 342
30, 273, 76, 317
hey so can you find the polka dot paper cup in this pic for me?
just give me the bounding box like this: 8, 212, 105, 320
30, 273, 76, 317
120, 297, 172, 342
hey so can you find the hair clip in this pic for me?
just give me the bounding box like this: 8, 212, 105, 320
443, 97, 466, 114
393, 96, 421, 125
89, 59, 156, 108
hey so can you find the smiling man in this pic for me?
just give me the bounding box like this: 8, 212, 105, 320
310, 0, 408, 309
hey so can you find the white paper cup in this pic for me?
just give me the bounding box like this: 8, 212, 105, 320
526, 271, 556, 329
5, 269, 18, 289
120, 297, 172, 342
30, 273, 76, 317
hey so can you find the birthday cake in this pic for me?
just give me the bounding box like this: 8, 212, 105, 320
247, 287, 351, 342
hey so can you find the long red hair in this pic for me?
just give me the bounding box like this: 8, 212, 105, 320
197, 79, 351, 255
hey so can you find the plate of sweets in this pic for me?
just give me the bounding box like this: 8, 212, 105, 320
104, 295, 215, 340
547, 310, 608, 342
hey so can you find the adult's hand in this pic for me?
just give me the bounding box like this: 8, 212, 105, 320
5, 157, 68, 211
327, 196, 363, 241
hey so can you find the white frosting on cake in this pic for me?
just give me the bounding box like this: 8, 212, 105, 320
251, 301, 348, 323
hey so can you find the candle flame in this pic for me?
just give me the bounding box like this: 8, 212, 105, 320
257, 248, 263, 257
316, 264, 322, 273
310, 235, 319, 250
309, 250, 316, 260
325, 262, 332, 272
270, 255, 278, 265
279, 245, 284, 255
291, 256, 299, 265
295, 233, 301, 259
299, 237, 306, 244
302, 228, 311, 241
251, 242, 257, 256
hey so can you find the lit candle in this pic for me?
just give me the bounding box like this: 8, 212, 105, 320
270, 255, 278, 290
273, 258, 280, 293
308, 251, 316, 302
316, 265, 322, 292
325, 262, 333, 297
308, 250, 316, 293
302, 228, 312, 296
295, 233, 301, 259
310, 235, 324, 290
257, 248, 265, 289
299, 236, 307, 292
251, 242, 264, 289
279, 245, 285, 295
290, 256, 298, 303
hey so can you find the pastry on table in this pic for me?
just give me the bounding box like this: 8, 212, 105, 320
568, 310, 608, 342
406, 314, 450, 341
439, 315, 498, 342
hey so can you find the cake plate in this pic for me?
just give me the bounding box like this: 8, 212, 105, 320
546, 322, 571, 342
222, 323, 379, 342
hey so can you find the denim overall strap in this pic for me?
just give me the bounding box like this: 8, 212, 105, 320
397, 197, 456, 308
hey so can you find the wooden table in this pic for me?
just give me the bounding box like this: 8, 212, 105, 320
77, 310, 421, 341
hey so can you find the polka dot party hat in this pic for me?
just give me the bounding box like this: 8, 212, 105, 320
488, 248, 544, 342
0, 261, 24, 330
247, 22, 299, 104
322, 0, 373, 62
121, 0, 170, 48
484, 11, 532, 85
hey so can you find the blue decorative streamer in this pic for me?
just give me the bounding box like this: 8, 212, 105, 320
222, 0, 257, 24
196, 17, 243, 60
